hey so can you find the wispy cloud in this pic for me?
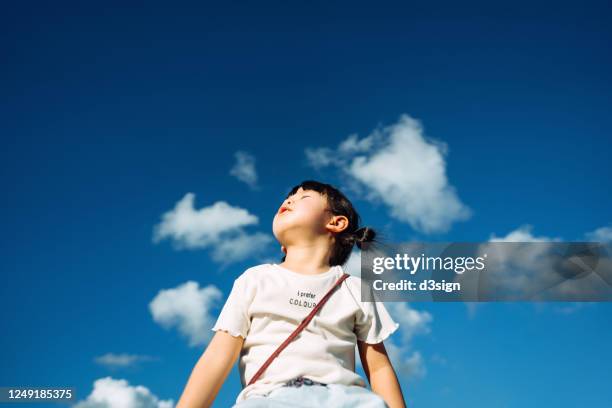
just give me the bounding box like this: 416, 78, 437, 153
152, 193, 273, 263
465, 225, 559, 318
149, 281, 222, 348
585, 225, 612, 243
554, 302, 596, 315
230, 150, 259, 190
465, 302, 480, 319
346, 250, 432, 379
466, 224, 609, 317
384, 302, 433, 379
94, 353, 157, 369
488, 224, 561, 243
73, 377, 173, 408
386, 302, 433, 343
386, 344, 426, 379
305, 114, 471, 234
430, 353, 447, 366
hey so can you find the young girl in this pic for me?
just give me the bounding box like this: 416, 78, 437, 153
176, 180, 406, 408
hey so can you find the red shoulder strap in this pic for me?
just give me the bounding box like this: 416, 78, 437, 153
247, 272, 350, 387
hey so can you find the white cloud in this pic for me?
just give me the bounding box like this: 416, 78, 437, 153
149, 281, 222, 348
457, 225, 611, 306
461, 225, 559, 317
386, 344, 426, 380
305, 147, 335, 169
94, 353, 156, 369
305, 114, 471, 234
488, 224, 560, 243
463, 225, 610, 316
338, 133, 376, 155
457, 226, 561, 301
73, 377, 173, 408
585, 226, 612, 243
346, 250, 432, 380
152, 193, 273, 263
354, 327, 429, 381
486, 225, 560, 270
230, 151, 259, 190
386, 302, 433, 344
209, 231, 273, 263
355, 301, 432, 380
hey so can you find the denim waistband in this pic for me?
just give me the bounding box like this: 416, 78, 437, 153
284, 375, 328, 388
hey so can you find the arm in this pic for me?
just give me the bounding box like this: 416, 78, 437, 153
357, 339, 406, 408
176, 330, 244, 408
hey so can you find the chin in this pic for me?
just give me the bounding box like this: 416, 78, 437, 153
272, 223, 285, 242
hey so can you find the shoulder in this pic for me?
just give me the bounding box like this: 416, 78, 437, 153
228, 264, 275, 297
343, 274, 361, 290
237, 263, 275, 281
342, 272, 374, 292
340, 273, 368, 307
341, 272, 382, 309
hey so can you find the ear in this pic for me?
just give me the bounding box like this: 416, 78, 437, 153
281, 245, 287, 254
326, 215, 349, 234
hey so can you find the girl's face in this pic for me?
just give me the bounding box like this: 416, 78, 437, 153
272, 187, 332, 245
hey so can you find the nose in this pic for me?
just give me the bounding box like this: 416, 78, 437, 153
278, 199, 291, 213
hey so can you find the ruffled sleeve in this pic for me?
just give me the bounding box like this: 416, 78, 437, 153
354, 280, 400, 344
211, 272, 253, 339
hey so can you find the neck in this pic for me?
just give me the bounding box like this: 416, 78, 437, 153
281, 239, 333, 275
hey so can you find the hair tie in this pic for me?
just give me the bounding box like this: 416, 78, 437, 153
352, 227, 376, 249
353, 228, 365, 242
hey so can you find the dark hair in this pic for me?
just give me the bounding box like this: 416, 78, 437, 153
280, 180, 377, 266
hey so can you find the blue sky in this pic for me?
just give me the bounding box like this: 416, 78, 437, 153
2, 1, 611, 407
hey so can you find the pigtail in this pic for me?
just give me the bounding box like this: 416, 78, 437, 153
352, 227, 377, 250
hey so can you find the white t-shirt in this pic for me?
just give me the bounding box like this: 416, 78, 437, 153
211, 263, 400, 404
